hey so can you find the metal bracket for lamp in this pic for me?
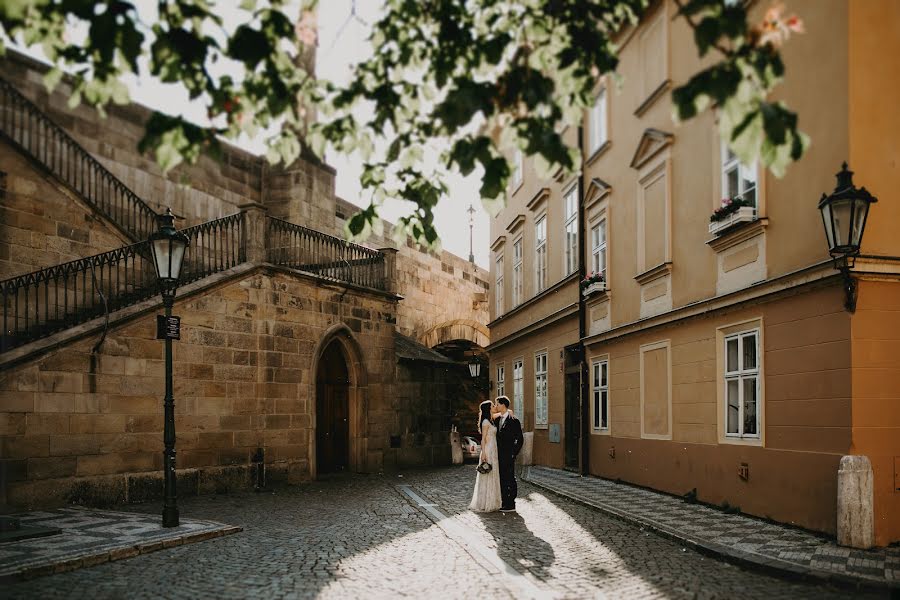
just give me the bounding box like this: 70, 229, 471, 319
834, 255, 858, 313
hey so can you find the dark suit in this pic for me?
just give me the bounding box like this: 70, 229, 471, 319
493, 413, 524, 509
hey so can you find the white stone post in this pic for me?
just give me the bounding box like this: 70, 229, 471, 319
450, 431, 463, 465
836, 454, 875, 549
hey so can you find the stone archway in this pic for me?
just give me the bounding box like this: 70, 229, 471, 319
422, 319, 490, 350
310, 323, 368, 479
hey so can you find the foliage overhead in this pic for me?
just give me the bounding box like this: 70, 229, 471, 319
0, 0, 808, 248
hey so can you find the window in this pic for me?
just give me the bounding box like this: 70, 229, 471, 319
721, 143, 757, 209
589, 88, 608, 154
513, 359, 524, 420
534, 352, 548, 427
724, 330, 760, 438
591, 219, 607, 279
495, 255, 504, 316
496, 364, 505, 398
512, 150, 523, 188
564, 186, 578, 276
535, 216, 547, 294
512, 238, 523, 307
592, 360, 609, 431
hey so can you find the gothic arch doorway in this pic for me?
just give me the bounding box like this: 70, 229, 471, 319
316, 340, 350, 474
311, 324, 368, 478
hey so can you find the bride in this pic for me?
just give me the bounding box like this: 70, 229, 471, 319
469, 399, 503, 512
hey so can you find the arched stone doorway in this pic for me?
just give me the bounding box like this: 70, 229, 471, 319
316, 340, 350, 473
311, 324, 368, 478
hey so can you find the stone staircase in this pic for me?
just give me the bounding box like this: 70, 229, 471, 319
0, 77, 158, 244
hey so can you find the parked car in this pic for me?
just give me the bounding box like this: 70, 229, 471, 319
461, 436, 481, 460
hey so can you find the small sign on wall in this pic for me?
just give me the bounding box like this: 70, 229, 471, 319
549, 423, 561, 443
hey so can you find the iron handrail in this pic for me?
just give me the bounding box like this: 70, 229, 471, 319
266, 216, 386, 290
0, 77, 159, 241
0, 213, 245, 353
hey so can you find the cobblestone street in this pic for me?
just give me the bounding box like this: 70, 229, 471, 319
2, 467, 885, 599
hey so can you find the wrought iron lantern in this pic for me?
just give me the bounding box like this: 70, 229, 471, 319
468, 361, 481, 378
818, 162, 877, 312
149, 208, 190, 295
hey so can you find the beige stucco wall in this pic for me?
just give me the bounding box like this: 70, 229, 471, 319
585, 282, 851, 535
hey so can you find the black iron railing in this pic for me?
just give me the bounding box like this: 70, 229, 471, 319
0, 77, 158, 241
266, 216, 386, 290
1, 214, 244, 353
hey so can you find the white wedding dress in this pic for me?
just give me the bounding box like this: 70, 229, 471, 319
469, 418, 502, 512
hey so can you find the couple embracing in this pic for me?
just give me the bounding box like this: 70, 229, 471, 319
469, 396, 524, 513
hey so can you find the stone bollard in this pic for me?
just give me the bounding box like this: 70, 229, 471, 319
836, 455, 874, 549
450, 431, 463, 465
516, 432, 534, 478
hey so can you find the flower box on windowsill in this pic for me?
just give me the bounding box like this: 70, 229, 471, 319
582, 281, 607, 297
709, 206, 756, 235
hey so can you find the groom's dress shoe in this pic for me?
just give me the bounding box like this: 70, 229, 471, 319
499, 507, 516, 512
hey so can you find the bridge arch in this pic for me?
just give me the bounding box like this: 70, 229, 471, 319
421, 319, 489, 349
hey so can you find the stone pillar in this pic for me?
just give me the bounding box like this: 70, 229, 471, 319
239, 202, 268, 264
837, 454, 875, 549
378, 247, 399, 294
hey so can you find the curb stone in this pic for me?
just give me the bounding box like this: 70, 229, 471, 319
522, 472, 897, 594
11, 524, 243, 581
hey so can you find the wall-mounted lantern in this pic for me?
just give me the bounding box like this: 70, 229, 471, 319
818, 162, 877, 312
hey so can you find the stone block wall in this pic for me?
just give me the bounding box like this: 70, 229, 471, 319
0, 267, 399, 509
2, 51, 263, 225
0, 141, 130, 277
334, 197, 490, 346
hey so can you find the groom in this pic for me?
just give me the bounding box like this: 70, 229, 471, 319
493, 396, 524, 512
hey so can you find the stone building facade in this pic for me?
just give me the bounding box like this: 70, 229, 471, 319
0, 50, 489, 510
488, 0, 900, 547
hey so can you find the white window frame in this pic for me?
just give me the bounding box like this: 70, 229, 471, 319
512, 358, 524, 422
721, 142, 758, 210
496, 364, 505, 398
512, 237, 523, 307
512, 149, 523, 189
724, 329, 761, 440
564, 186, 578, 276
589, 88, 608, 154
534, 351, 548, 428
495, 254, 504, 316
592, 359, 609, 433
590, 218, 607, 279
534, 216, 547, 294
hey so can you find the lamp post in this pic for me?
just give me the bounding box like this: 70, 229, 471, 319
148, 208, 189, 528
467, 204, 476, 264
818, 162, 877, 312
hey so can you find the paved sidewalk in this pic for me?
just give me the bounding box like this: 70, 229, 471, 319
0, 506, 241, 579
523, 466, 899, 590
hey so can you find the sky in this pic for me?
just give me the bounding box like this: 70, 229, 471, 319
10, 0, 490, 268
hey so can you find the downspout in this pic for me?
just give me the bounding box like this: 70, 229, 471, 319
577, 126, 589, 477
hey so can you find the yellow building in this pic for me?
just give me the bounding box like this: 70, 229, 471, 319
487, 0, 900, 547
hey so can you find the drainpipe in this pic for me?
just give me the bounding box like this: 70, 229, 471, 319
577, 125, 589, 477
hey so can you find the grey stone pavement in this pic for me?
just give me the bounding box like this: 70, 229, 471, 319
524, 466, 900, 589
1, 466, 891, 599
0, 507, 241, 579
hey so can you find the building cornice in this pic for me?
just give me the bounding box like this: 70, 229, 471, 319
582, 259, 836, 347
488, 272, 579, 329
487, 303, 579, 352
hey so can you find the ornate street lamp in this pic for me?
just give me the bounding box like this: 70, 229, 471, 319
468, 361, 481, 378
148, 208, 189, 528
818, 162, 877, 312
